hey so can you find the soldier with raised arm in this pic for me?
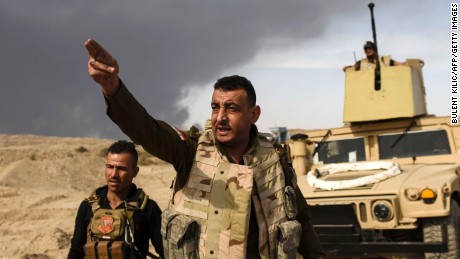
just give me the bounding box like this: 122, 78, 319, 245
84, 38, 324, 259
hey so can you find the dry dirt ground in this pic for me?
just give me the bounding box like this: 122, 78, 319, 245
0, 134, 176, 259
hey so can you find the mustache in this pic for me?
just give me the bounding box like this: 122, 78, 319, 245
216, 121, 230, 127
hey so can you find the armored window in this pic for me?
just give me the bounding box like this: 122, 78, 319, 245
316, 137, 366, 164
378, 130, 451, 159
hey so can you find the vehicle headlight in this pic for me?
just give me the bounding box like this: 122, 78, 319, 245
372, 200, 394, 222
405, 188, 420, 201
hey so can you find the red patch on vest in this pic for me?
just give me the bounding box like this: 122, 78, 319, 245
98, 215, 115, 234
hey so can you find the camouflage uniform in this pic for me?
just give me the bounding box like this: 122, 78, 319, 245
104, 82, 324, 259
355, 55, 393, 70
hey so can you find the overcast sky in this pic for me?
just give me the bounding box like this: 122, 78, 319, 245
0, 0, 450, 140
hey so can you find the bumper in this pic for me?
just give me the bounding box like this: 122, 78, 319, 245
310, 204, 448, 256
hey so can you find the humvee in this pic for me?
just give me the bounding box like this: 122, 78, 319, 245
279, 51, 459, 258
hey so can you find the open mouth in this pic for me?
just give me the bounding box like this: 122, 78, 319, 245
108, 179, 120, 186
217, 125, 231, 134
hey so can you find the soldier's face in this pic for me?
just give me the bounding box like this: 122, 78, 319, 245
105, 152, 139, 195
365, 47, 375, 57
211, 88, 260, 150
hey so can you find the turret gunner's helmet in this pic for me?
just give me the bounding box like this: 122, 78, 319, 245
363, 41, 376, 50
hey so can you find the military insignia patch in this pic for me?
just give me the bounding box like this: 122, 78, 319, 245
171, 126, 187, 141
98, 215, 115, 234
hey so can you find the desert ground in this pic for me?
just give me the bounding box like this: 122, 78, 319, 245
0, 134, 176, 259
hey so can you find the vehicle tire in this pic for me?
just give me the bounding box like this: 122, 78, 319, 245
423, 200, 460, 259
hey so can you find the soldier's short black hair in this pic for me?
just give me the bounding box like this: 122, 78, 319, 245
107, 140, 138, 166
214, 75, 256, 107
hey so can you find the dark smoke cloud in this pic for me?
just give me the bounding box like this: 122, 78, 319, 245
0, 0, 364, 139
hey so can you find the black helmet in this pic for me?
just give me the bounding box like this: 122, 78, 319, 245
363, 41, 376, 50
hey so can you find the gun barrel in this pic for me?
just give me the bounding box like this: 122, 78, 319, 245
368, 2, 381, 90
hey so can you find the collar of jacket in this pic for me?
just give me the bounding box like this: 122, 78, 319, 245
95, 184, 140, 208
212, 124, 260, 164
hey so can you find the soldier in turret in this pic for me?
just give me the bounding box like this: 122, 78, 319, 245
342, 41, 406, 72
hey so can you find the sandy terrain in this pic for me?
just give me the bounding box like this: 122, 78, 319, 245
0, 134, 176, 259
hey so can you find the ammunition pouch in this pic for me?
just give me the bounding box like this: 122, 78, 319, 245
161, 209, 198, 259
276, 220, 302, 259
84, 240, 142, 259
283, 185, 298, 220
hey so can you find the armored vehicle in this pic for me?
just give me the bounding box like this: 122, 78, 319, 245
279, 4, 458, 258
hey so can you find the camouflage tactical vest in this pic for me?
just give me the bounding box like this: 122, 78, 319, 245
360, 55, 392, 70
85, 188, 149, 259
163, 131, 299, 259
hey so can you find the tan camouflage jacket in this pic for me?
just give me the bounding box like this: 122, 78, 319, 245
169, 131, 290, 258
358, 55, 392, 70
104, 81, 324, 259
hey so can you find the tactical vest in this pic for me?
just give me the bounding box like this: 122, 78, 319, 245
84, 188, 149, 259
359, 55, 392, 70
161, 132, 301, 259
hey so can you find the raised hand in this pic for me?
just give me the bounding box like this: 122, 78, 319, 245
84, 39, 120, 96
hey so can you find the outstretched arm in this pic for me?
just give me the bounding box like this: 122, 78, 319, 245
84, 39, 120, 96
343, 61, 361, 72
83, 39, 197, 178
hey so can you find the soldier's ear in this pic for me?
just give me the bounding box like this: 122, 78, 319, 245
250, 105, 261, 124
133, 166, 139, 178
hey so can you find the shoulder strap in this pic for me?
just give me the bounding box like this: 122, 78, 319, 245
127, 188, 148, 210
125, 188, 149, 221
85, 189, 100, 213
274, 142, 311, 214
85, 190, 101, 242
273, 142, 298, 189
124, 189, 149, 247
137, 188, 149, 211
256, 133, 298, 188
